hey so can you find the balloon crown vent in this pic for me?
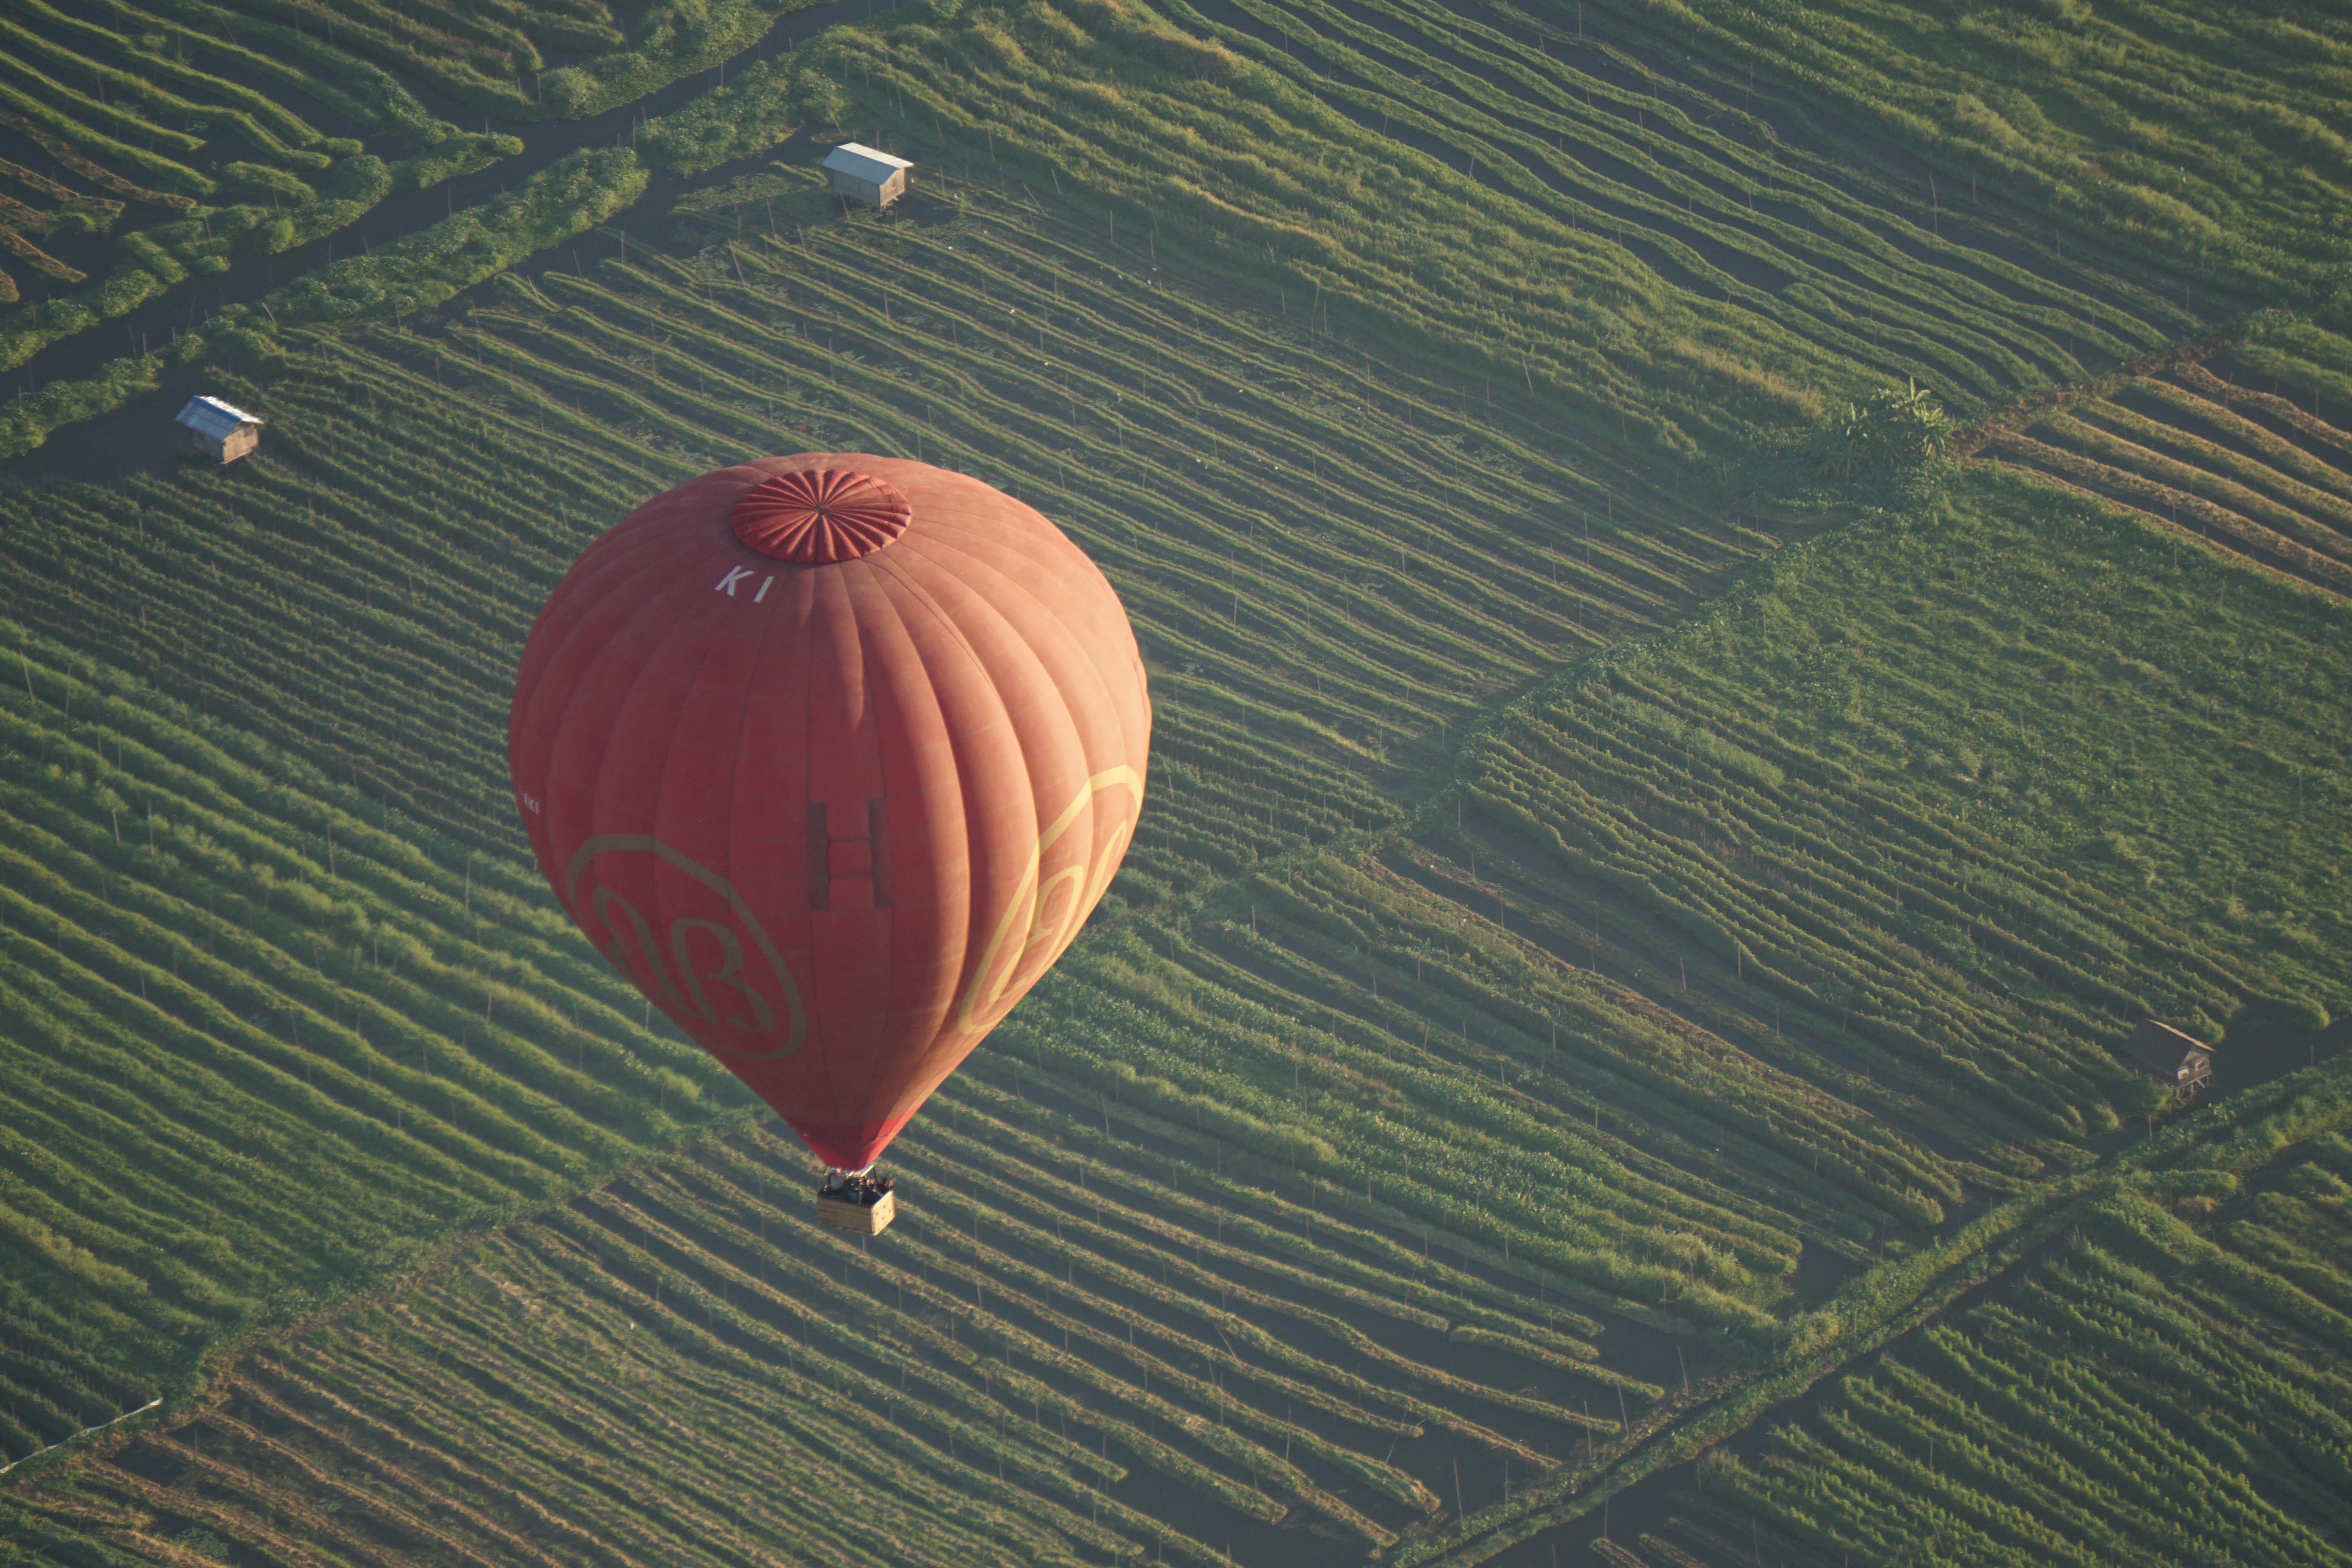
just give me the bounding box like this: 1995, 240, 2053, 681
732, 469, 912, 563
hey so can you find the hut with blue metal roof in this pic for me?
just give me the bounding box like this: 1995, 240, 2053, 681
174, 395, 261, 464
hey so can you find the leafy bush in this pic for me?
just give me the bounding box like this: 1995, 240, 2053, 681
1802, 381, 1953, 479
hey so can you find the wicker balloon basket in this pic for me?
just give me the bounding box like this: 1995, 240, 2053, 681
815, 1183, 896, 1236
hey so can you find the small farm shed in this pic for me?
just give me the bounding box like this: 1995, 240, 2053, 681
2121, 1018, 2213, 1098
175, 395, 261, 464
822, 142, 912, 209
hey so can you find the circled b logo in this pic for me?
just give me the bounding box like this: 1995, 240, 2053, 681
563, 835, 809, 1061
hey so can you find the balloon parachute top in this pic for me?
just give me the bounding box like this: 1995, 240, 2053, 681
815, 1169, 897, 1236
731, 468, 912, 563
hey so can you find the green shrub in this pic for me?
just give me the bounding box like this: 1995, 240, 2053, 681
1802, 381, 1953, 479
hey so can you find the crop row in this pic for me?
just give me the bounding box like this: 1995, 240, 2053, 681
1989, 336, 2352, 598
986, 849, 1941, 1343
1717, 1171, 2352, 1565
1465, 681, 2145, 1135
1442, 455, 2352, 1151
21, 1098, 1687, 1565
790, 0, 2191, 468
0, 624, 750, 1407
0, 343, 661, 844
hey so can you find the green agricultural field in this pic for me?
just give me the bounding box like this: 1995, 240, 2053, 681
796, 0, 2202, 460
1979, 314, 2352, 597
1451, 460, 2352, 1138
1704, 1087, 2352, 1568
2, 0, 2350, 1564
0, 624, 755, 1400
1566, 0, 2352, 305
0, 0, 840, 453
0, 0, 515, 369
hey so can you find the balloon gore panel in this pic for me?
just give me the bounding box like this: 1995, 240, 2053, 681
509, 456, 1151, 1170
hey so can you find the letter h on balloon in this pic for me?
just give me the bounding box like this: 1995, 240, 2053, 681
809, 800, 891, 910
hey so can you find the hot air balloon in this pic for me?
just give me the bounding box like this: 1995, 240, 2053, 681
509, 456, 1150, 1232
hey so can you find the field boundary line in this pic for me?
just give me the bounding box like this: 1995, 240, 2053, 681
1951, 319, 2250, 461
1386, 1171, 2100, 1564
0, 1397, 163, 1478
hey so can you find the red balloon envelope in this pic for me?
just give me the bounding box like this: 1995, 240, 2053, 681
509, 456, 1151, 1171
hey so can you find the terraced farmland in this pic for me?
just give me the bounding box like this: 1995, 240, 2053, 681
1984, 323, 2352, 599
0, 172, 1759, 866
4, 0, 2352, 1563
1711, 1128, 2352, 1568
0, 0, 847, 459
0, 0, 534, 370
0, 623, 753, 1415
800, 0, 2204, 462
1563, 0, 2352, 301
2, 0, 2229, 465
0, 169, 1792, 1490
56, 1045, 2343, 1568
11, 334, 2347, 1561
19, 1109, 1672, 1566
1445, 461, 2352, 1142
